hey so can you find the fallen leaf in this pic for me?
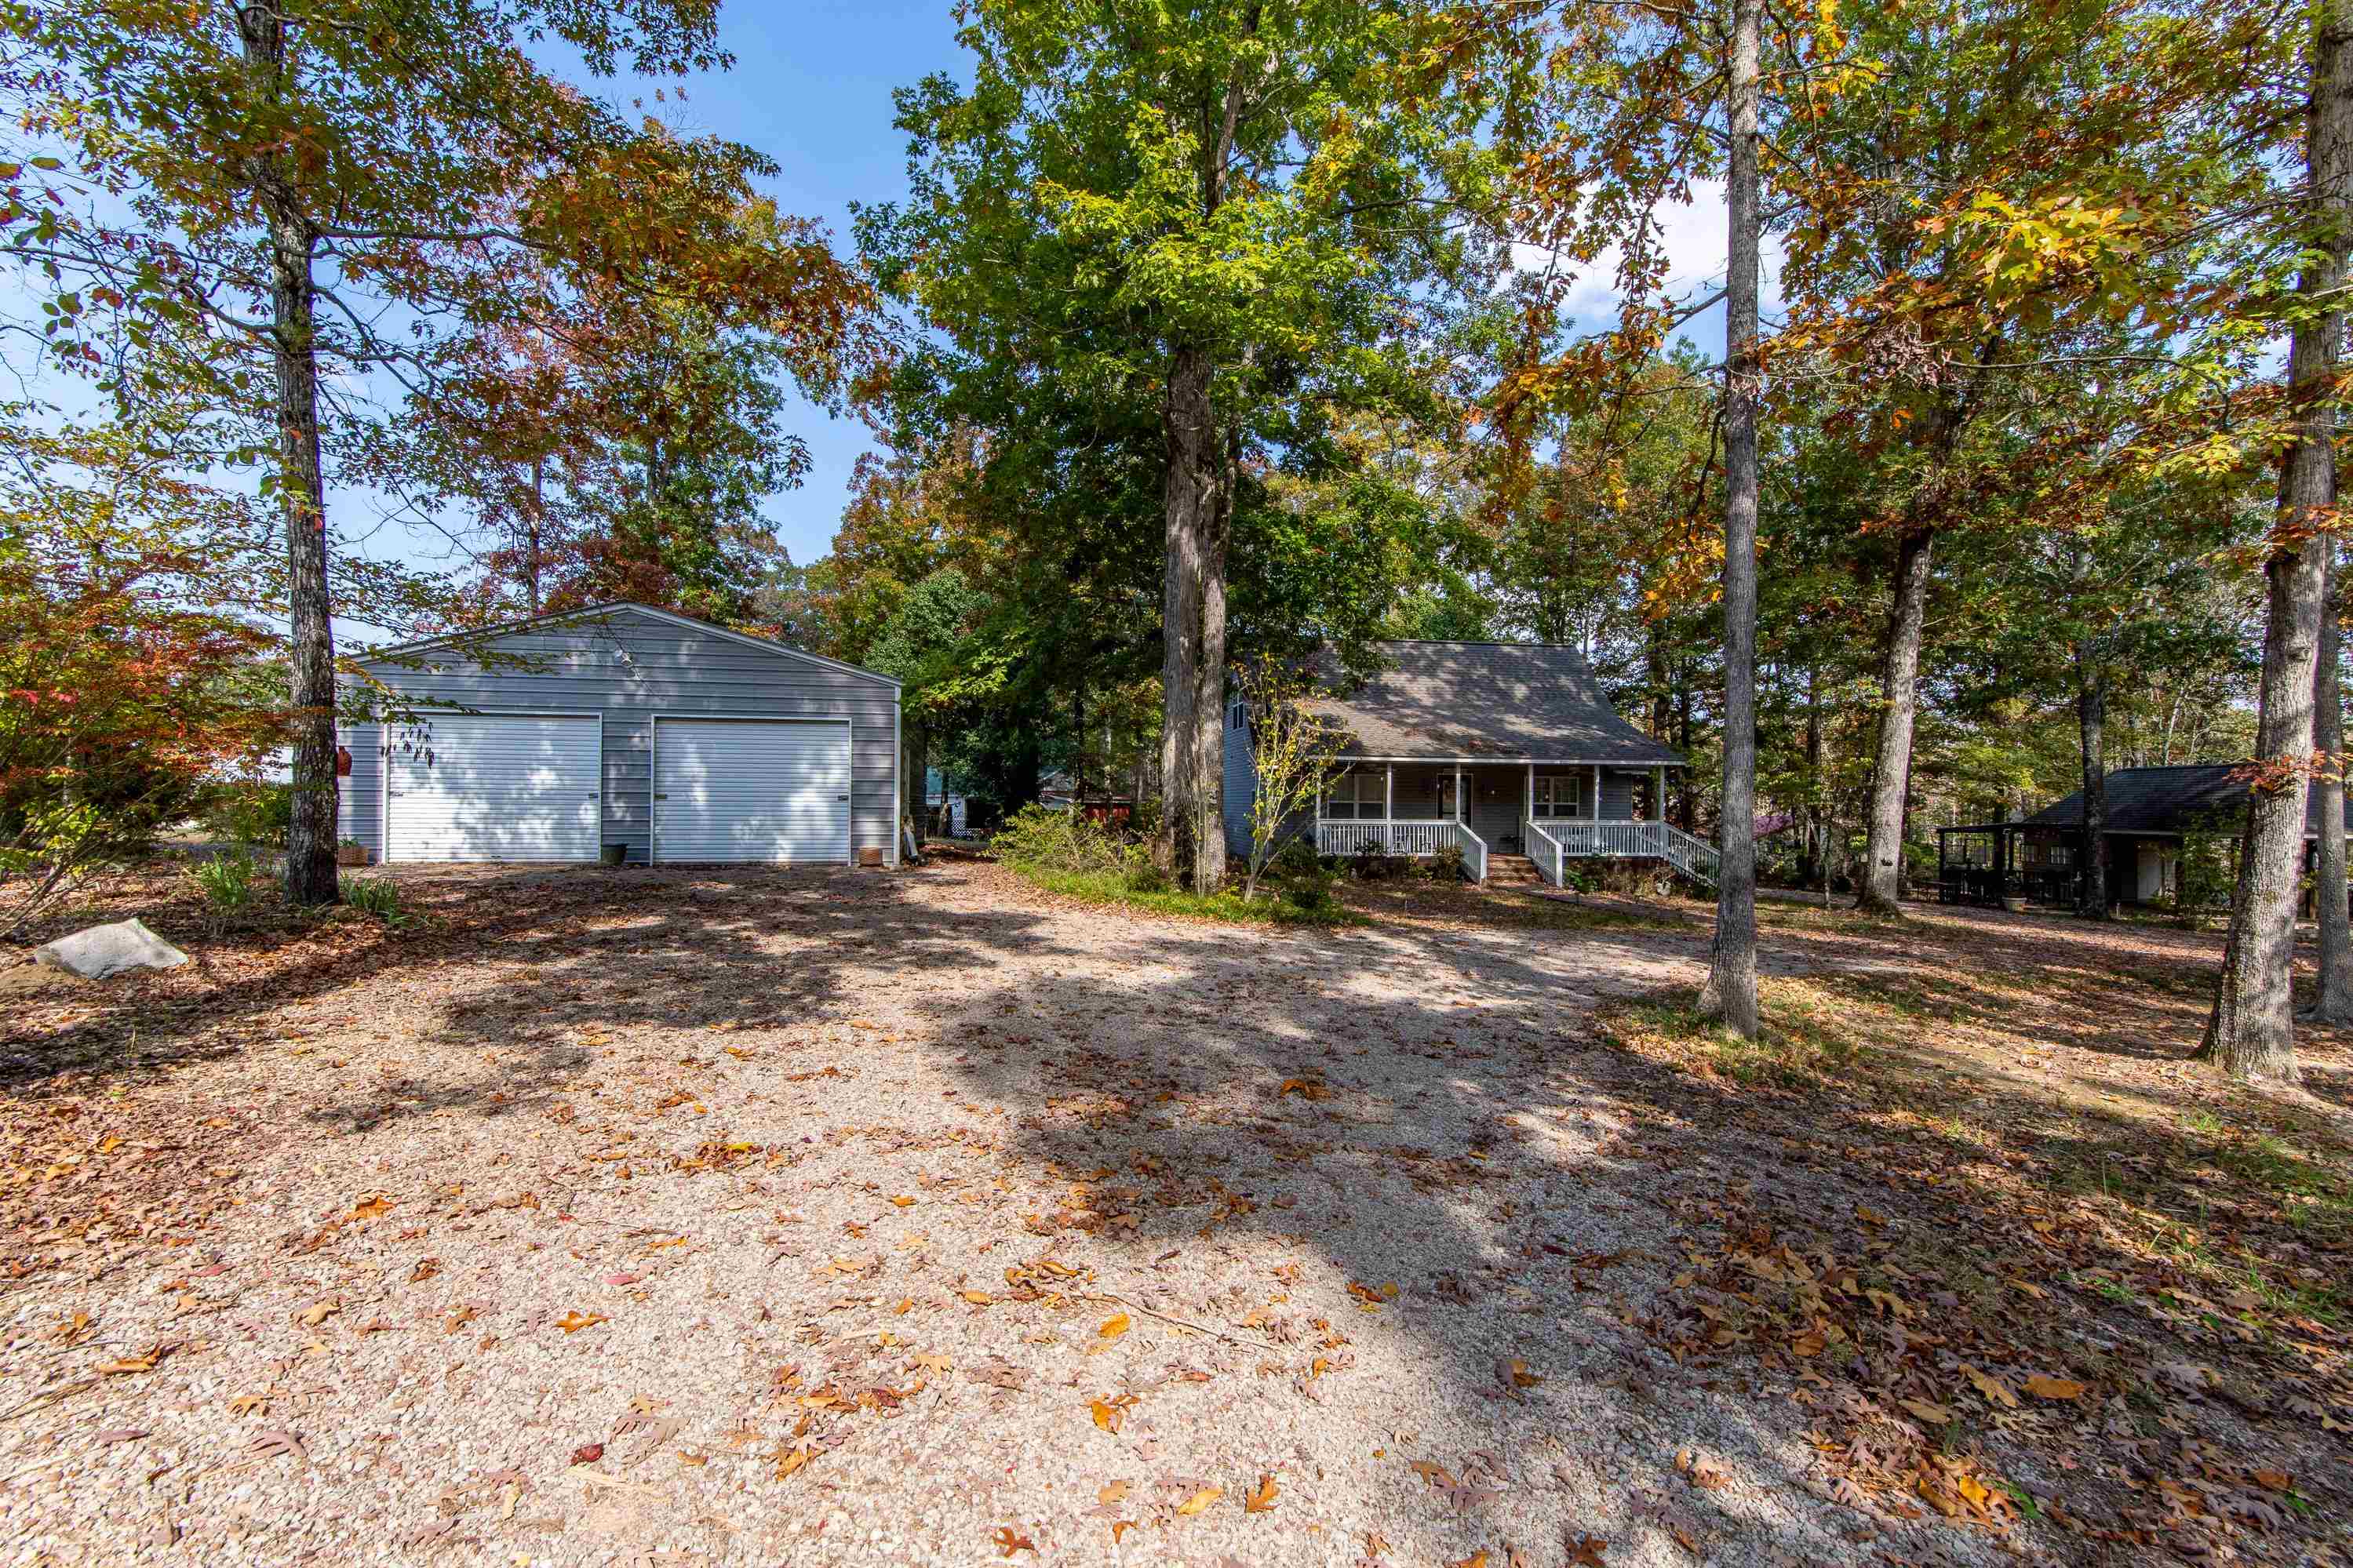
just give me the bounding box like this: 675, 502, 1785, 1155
555, 1312, 608, 1333
349, 1195, 392, 1221
93, 1428, 148, 1444
1098, 1479, 1131, 1505
572, 1442, 605, 1465
2254, 1468, 2293, 1492
97, 1355, 158, 1376
1961, 1364, 2018, 1409
1176, 1485, 1223, 1516
1900, 1398, 1956, 1426
227, 1392, 270, 1417
409, 1257, 439, 1283
1245, 1472, 1279, 1513
1098, 1312, 1131, 1341
1109, 1520, 1137, 1544
891, 1195, 916, 1207
603, 1273, 640, 1287
993, 1525, 1036, 1557
2023, 1376, 2085, 1401
1568, 1537, 1610, 1568
297, 1301, 341, 1329
961, 1290, 995, 1306
246, 1429, 306, 1464
1448, 1554, 1490, 1568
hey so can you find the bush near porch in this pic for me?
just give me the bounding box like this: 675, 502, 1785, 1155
988, 806, 1358, 926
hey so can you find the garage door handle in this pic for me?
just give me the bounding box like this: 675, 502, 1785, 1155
654, 793, 668, 800
837, 794, 850, 802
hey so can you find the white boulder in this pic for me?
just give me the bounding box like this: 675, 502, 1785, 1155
33, 919, 190, 980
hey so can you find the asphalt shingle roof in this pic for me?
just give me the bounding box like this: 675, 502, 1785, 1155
2023, 763, 2350, 836
1299, 641, 1683, 765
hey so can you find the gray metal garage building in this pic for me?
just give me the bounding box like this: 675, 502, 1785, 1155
337, 603, 901, 867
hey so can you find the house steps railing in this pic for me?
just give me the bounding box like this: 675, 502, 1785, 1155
1454, 820, 1488, 883
1525, 819, 1720, 887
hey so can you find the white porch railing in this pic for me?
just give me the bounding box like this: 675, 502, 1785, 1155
1315, 819, 1455, 857
1523, 818, 1565, 887
1313, 817, 1486, 882
1454, 821, 1488, 882
1546, 819, 1721, 884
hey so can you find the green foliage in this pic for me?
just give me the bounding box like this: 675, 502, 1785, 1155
338, 875, 410, 925
1284, 875, 1335, 912
1273, 837, 1322, 876
1122, 861, 1171, 895
1429, 842, 1468, 881
989, 805, 1133, 878
203, 782, 295, 849
187, 851, 261, 913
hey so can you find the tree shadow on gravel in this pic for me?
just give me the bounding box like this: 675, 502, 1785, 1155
887, 908, 2031, 1567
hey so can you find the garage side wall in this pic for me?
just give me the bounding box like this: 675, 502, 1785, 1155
340, 609, 898, 864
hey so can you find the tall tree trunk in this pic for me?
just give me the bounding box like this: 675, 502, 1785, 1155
1188, 431, 1233, 895
2314, 548, 2353, 1020
526, 454, 545, 617
239, 6, 339, 908
1697, 0, 1761, 1039
2076, 644, 2109, 918
1802, 664, 1824, 887
1857, 523, 1934, 913
1073, 682, 1087, 802
2202, 0, 2349, 1082
1156, 344, 1218, 882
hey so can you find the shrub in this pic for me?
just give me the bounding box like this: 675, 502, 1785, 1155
1350, 838, 1390, 880
339, 875, 408, 923
202, 780, 296, 849
1284, 875, 1332, 911
990, 804, 1128, 875
1273, 836, 1320, 875
1123, 860, 1171, 894
187, 850, 260, 911
1429, 842, 1466, 881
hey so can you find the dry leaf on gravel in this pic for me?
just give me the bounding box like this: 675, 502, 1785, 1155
1098, 1312, 1130, 1340
1175, 1485, 1222, 1516
1244, 1473, 1279, 1513
992, 1525, 1035, 1557
1567, 1535, 1609, 1566
2023, 1375, 2085, 1400
555, 1311, 607, 1333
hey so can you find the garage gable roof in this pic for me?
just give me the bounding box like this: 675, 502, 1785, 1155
354, 602, 901, 689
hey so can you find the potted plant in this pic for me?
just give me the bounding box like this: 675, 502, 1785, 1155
336, 837, 370, 868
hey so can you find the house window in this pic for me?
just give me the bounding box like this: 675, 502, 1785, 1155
1531, 774, 1582, 819
1324, 771, 1386, 820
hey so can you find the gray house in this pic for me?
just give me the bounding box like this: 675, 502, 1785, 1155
1221, 639, 1714, 886
337, 603, 901, 867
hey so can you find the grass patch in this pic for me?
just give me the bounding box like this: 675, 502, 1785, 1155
1594, 976, 1876, 1085
1007, 863, 1363, 927
1339, 878, 1688, 933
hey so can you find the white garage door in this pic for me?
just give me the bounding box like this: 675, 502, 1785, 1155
384, 713, 602, 863
654, 718, 851, 864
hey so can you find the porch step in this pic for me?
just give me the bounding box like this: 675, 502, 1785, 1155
1484, 854, 1546, 888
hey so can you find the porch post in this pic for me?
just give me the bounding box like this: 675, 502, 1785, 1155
1652, 766, 1666, 821
1454, 763, 1463, 824
1385, 764, 1394, 852
1524, 763, 1533, 828
1592, 764, 1604, 820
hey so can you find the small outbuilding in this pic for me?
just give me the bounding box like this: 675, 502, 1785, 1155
1937, 762, 2352, 910
337, 602, 901, 867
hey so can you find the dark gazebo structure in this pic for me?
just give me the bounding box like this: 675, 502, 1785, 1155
1937, 763, 2351, 912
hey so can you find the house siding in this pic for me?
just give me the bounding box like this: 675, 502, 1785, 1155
1222, 706, 1254, 859
337, 608, 898, 865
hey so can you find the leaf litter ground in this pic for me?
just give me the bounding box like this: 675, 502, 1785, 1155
0, 862, 2344, 1566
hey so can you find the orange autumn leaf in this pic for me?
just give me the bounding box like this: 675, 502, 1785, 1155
1098, 1312, 1130, 1340
555, 1311, 608, 1333
1175, 1485, 1222, 1516
960, 1290, 994, 1306
1244, 1472, 1279, 1513
2023, 1375, 2085, 1400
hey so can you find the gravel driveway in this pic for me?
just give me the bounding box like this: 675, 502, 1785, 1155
1, 861, 2052, 1566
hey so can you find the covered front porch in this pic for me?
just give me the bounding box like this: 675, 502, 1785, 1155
1313, 761, 1717, 887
